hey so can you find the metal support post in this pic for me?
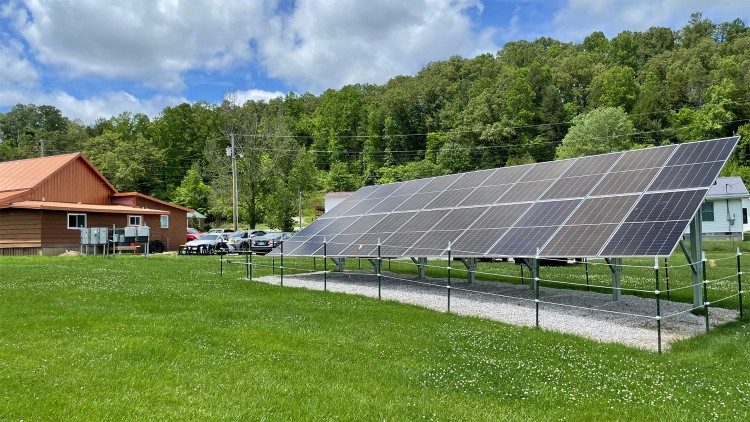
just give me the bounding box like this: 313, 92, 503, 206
688, 214, 704, 308
323, 239, 328, 291
249, 251, 253, 281
272, 256, 275, 275
584, 258, 590, 291
605, 258, 623, 300
655, 257, 662, 354
703, 251, 709, 332
534, 248, 540, 328
280, 242, 284, 287
664, 257, 670, 300
460, 258, 477, 283
245, 252, 249, 279
737, 248, 743, 318
411, 257, 427, 279
447, 243, 452, 313
520, 263, 524, 285
377, 239, 382, 300
220, 253, 224, 276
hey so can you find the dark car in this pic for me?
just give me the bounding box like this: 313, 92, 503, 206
250, 232, 294, 254
234, 230, 268, 252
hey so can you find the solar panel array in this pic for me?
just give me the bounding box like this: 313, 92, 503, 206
271, 136, 739, 259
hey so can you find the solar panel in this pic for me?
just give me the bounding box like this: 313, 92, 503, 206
272, 136, 739, 259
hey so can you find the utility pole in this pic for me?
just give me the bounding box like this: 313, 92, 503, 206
227, 133, 239, 231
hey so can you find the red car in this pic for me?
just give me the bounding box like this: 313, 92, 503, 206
187, 227, 204, 241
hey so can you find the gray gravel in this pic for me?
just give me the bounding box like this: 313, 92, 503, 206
255, 270, 738, 351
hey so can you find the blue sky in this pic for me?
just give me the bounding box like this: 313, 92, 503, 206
0, 0, 748, 123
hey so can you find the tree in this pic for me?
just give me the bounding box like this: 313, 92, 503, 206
680, 12, 716, 47
672, 80, 736, 141
555, 107, 636, 159
83, 131, 166, 193
436, 141, 471, 173
325, 162, 360, 192
172, 166, 211, 214
588, 65, 639, 111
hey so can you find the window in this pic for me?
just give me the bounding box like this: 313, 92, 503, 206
128, 215, 142, 226
701, 202, 715, 222
743, 208, 748, 225
67, 213, 86, 229
160, 215, 169, 229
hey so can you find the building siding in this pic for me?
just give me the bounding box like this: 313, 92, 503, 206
0, 209, 42, 248
20, 158, 113, 204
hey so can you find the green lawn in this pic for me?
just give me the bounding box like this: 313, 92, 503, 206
2, 254, 750, 420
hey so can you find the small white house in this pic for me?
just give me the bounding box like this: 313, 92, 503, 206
325, 191, 352, 213
686, 176, 749, 240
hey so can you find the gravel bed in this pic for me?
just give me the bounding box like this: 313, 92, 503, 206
255, 270, 739, 351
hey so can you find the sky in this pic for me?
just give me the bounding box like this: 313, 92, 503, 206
0, 0, 748, 123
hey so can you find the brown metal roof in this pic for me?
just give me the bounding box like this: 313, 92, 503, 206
0, 153, 117, 193
0, 189, 29, 205
1, 201, 170, 215
112, 192, 192, 212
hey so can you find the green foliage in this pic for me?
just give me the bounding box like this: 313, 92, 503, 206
672, 80, 736, 141
436, 140, 471, 173
83, 131, 165, 192
172, 166, 211, 214
325, 162, 360, 192
377, 160, 445, 184
556, 107, 636, 159
588, 65, 639, 111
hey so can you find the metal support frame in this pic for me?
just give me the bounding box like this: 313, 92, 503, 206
410, 257, 427, 278
330, 257, 345, 272
605, 257, 623, 300
459, 258, 477, 284
520, 258, 538, 290
688, 213, 704, 308
368, 258, 382, 276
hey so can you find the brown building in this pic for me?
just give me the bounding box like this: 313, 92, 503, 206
0, 153, 189, 255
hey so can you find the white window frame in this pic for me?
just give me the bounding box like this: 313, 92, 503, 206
160, 215, 169, 229
128, 215, 143, 226
67, 213, 87, 229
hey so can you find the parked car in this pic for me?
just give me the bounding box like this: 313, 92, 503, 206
250, 232, 294, 254
182, 233, 229, 255
187, 227, 203, 241
234, 229, 268, 252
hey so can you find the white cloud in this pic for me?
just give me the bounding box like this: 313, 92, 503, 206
258, 0, 497, 90
551, 0, 750, 41
226, 89, 284, 105
35, 91, 187, 123
11, 0, 269, 90
0, 38, 39, 92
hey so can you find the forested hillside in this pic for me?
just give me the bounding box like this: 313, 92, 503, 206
1, 13, 749, 230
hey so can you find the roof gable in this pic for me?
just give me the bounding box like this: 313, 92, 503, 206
0, 153, 117, 194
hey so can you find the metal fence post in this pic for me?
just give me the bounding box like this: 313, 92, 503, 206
245, 252, 249, 279
280, 241, 284, 287
534, 248, 540, 329
220, 253, 224, 277
702, 252, 709, 332
655, 257, 662, 354
447, 242, 452, 313
664, 257, 670, 300
323, 238, 328, 292
272, 256, 275, 275
584, 258, 590, 291
377, 239, 382, 300
738, 247, 744, 318
249, 251, 253, 281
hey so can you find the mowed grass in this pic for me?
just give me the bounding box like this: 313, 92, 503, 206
1, 254, 750, 420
